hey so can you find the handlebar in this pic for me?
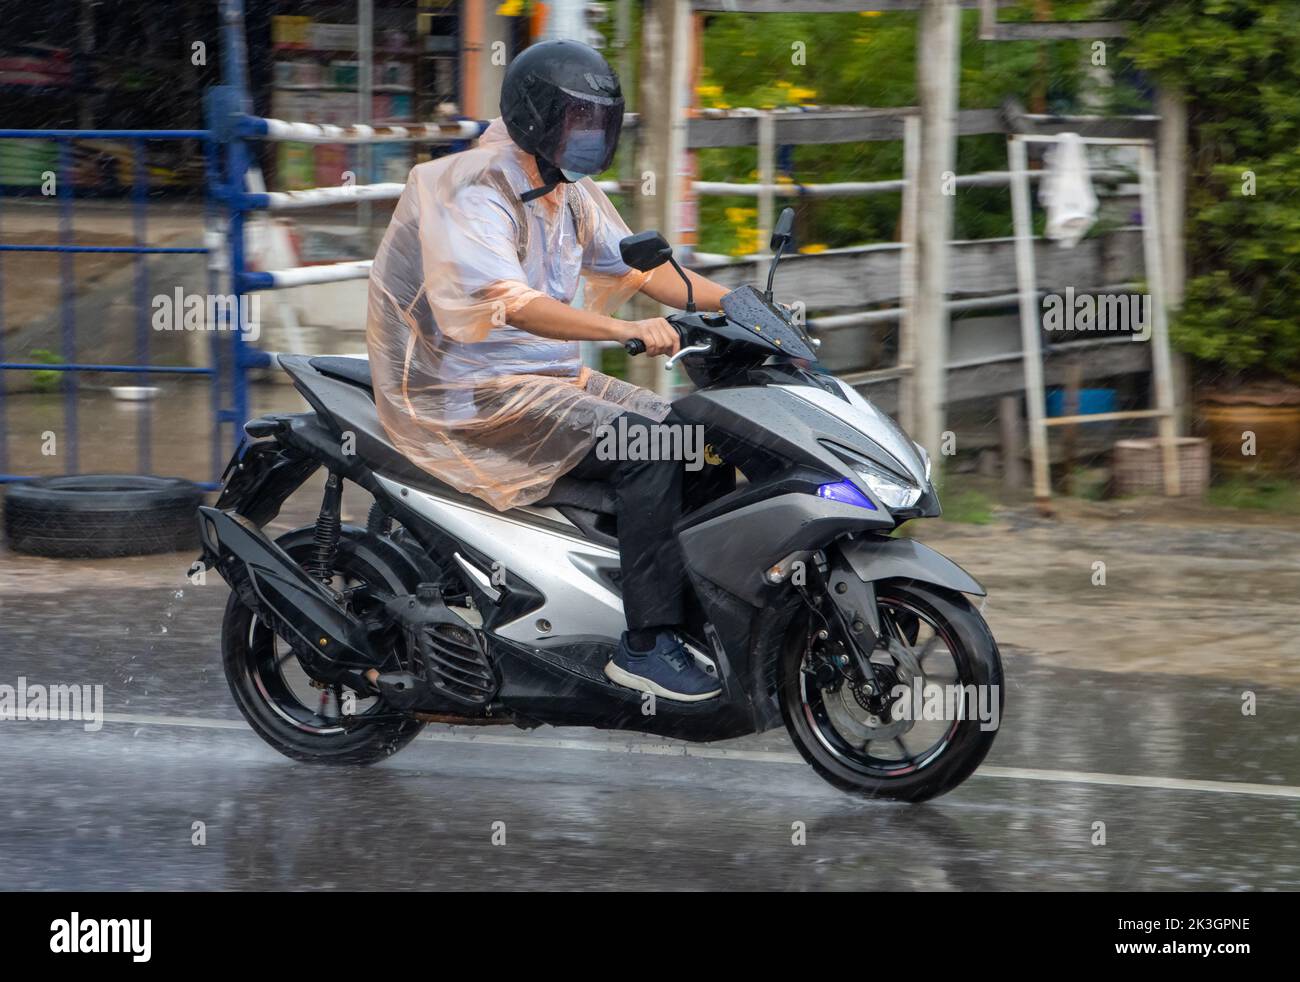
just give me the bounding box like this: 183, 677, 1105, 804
623, 314, 690, 357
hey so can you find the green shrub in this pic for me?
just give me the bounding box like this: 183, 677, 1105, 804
27, 349, 63, 393
1116, 0, 1300, 381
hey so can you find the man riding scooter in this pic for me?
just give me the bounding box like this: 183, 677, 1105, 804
366, 39, 732, 702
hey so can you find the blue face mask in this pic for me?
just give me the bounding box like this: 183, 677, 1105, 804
559, 128, 608, 180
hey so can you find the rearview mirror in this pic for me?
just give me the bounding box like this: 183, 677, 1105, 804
770, 207, 795, 252
619, 230, 673, 272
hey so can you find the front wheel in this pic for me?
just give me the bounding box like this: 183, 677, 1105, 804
779, 581, 1003, 803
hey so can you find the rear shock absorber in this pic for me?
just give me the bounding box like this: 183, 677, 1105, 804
309, 472, 343, 584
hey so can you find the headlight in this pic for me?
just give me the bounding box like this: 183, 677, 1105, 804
851, 457, 922, 510
821, 442, 924, 511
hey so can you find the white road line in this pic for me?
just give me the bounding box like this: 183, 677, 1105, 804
102, 712, 247, 730
973, 765, 1300, 800
96, 711, 1300, 800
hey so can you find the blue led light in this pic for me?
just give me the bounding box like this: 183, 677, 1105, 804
816, 480, 877, 510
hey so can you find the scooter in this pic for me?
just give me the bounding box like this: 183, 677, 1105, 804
196, 207, 1002, 802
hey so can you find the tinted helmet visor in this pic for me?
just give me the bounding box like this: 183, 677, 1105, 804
535, 90, 623, 178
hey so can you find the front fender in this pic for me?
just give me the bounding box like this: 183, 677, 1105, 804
840, 534, 985, 597
677, 492, 892, 604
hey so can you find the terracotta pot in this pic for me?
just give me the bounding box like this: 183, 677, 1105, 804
1198, 388, 1300, 474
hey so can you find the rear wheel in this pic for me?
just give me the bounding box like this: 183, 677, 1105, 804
222, 526, 425, 765
779, 581, 1003, 803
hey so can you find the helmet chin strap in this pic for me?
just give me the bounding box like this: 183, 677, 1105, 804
519, 183, 557, 203
520, 156, 573, 203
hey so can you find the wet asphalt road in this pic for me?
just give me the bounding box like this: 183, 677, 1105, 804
1, 559, 1298, 891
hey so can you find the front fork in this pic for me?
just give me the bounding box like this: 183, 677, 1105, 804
804, 546, 925, 719
823, 546, 884, 691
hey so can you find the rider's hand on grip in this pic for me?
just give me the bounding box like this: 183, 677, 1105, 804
620, 317, 679, 358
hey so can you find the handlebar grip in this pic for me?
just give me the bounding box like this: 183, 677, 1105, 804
623, 338, 646, 356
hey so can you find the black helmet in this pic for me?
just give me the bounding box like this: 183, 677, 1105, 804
500, 39, 624, 185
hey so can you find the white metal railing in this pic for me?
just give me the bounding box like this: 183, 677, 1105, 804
249, 117, 485, 145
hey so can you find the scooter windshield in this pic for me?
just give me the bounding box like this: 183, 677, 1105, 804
720, 285, 818, 361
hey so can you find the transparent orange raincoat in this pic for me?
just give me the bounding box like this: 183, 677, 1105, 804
365, 119, 668, 511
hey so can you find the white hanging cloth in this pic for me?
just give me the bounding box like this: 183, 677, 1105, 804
1038, 132, 1098, 249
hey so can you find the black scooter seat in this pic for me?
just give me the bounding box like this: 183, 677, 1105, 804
310, 355, 373, 394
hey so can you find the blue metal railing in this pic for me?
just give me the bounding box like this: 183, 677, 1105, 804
1, 0, 478, 491
0, 129, 228, 488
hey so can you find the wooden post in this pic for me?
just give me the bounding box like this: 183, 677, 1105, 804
1156, 83, 1190, 434
912, 0, 961, 463
577, 0, 638, 373
898, 113, 920, 436
631, 0, 692, 396
1007, 135, 1053, 505
1061, 355, 1081, 495
1138, 141, 1181, 496
460, 0, 484, 119
757, 111, 776, 257
999, 395, 1025, 493
358, 0, 374, 248
615, 0, 635, 180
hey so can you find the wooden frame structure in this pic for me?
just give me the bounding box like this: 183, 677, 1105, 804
629, 0, 1186, 498
978, 0, 1131, 41
1007, 134, 1181, 502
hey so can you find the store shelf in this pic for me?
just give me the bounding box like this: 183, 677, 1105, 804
273, 85, 415, 93
273, 45, 419, 57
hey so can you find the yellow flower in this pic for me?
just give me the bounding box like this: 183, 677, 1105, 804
789, 87, 818, 102
696, 84, 723, 99
495, 0, 524, 15
725, 206, 757, 224
775, 80, 792, 89
798, 243, 829, 255
731, 226, 761, 257
860, 10, 882, 16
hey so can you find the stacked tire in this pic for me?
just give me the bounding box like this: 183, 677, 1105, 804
3, 475, 204, 558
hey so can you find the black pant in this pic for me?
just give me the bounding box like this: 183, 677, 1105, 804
566, 411, 685, 632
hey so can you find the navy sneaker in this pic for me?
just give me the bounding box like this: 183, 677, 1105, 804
606, 631, 722, 702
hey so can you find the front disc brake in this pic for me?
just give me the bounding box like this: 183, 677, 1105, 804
823, 685, 912, 745
819, 619, 938, 748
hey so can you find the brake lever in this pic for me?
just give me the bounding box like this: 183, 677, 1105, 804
665, 343, 712, 370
